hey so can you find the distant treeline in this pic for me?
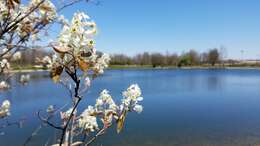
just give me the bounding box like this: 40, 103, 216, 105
12, 48, 259, 69
110, 49, 229, 67
10, 48, 51, 69
13, 48, 50, 65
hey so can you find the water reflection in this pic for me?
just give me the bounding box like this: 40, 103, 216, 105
206, 70, 226, 91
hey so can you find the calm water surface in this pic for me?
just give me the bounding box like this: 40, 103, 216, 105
1, 69, 260, 146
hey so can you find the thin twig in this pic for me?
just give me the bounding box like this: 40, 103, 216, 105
23, 125, 42, 146
37, 110, 63, 130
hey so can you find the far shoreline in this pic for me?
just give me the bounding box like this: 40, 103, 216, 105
108, 65, 260, 70
9, 65, 260, 73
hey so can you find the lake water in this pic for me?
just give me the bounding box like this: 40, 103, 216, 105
1, 69, 260, 146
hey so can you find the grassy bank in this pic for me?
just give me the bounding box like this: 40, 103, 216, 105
9, 64, 260, 72
108, 65, 260, 70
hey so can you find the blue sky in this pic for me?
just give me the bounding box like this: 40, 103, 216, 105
58, 0, 260, 59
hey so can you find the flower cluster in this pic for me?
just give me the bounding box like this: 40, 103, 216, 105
12, 51, 22, 61
53, 12, 96, 58
46, 105, 55, 113
0, 100, 11, 118
76, 84, 143, 134
121, 84, 143, 113
78, 106, 98, 132
0, 59, 10, 73
0, 50, 22, 73
0, 0, 56, 38
0, 81, 10, 90
60, 108, 77, 120
96, 90, 117, 109
93, 53, 110, 74
20, 74, 30, 84
95, 90, 118, 123
49, 12, 110, 82
84, 77, 91, 88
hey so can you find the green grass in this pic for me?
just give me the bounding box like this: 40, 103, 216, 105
108, 65, 154, 69
109, 64, 260, 70
11, 64, 48, 71
9, 63, 260, 72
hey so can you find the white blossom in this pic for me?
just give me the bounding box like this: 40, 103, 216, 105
0, 0, 56, 38
30, 0, 56, 21
20, 74, 30, 84
61, 108, 76, 120
58, 15, 69, 25
133, 104, 143, 114
0, 59, 10, 70
12, 51, 22, 61
84, 77, 91, 88
1, 48, 8, 54
31, 33, 39, 41
58, 12, 96, 54
0, 100, 11, 118
47, 105, 55, 113
94, 89, 119, 124
1, 100, 10, 110
78, 106, 98, 132
121, 84, 143, 113
123, 84, 142, 101
0, 81, 10, 90
42, 56, 52, 64
96, 89, 117, 112
41, 55, 61, 68
93, 53, 110, 74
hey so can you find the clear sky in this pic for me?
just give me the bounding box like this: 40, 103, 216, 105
59, 0, 260, 59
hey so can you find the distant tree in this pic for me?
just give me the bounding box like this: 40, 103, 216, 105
208, 49, 220, 66
178, 54, 191, 67
166, 53, 179, 66
110, 54, 133, 65
219, 46, 227, 61
141, 52, 151, 65
109, 48, 224, 67
200, 52, 208, 64
18, 48, 51, 65
187, 49, 200, 65
219, 46, 227, 67
226, 59, 238, 66
133, 54, 142, 65
151, 53, 166, 67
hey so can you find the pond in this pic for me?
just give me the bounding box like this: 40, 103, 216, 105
1, 69, 260, 146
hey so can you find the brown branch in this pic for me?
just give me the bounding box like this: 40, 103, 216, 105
59, 68, 81, 146
84, 123, 114, 146
57, 0, 101, 12
59, 97, 81, 146
85, 128, 105, 146
0, 19, 49, 58
1, 0, 46, 37
57, 0, 85, 12
37, 110, 63, 130
23, 125, 42, 146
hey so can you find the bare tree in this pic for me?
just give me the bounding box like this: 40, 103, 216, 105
151, 53, 166, 67
166, 53, 178, 66
141, 52, 151, 65
208, 48, 220, 66
187, 49, 200, 65
200, 52, 208, 64
110, 54, 133, 65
